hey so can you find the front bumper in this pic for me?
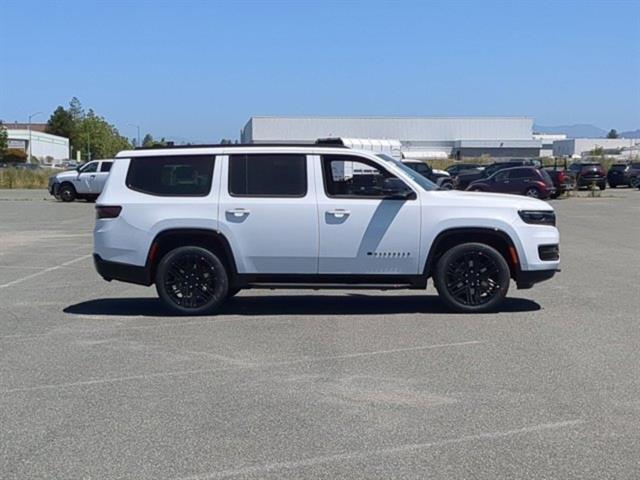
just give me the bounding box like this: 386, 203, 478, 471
93, 254, 152, 286
516, 268, 558, 289
48, 180, 60, 196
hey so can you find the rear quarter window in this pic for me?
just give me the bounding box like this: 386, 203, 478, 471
126, 155, 215, 196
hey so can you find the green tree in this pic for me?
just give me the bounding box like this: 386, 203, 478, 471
74, 109, 131, 160
606, 129, 619, 139
46, 106, 75, 139
142, 133, 154, 147
0, 121, 8, 160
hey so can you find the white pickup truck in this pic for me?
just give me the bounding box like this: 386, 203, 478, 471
48, 159, 114, 202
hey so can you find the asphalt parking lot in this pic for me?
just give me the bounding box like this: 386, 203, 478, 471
1, 188, 639, 479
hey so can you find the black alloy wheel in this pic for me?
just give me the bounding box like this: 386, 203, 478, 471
434, 242, 510, 313
155, 246, 228, 315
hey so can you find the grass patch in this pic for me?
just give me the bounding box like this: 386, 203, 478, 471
0, 168, 54, 189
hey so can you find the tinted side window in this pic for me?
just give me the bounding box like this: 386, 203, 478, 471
322, 155, 401, 197
80, 162, 98, 173
100, 162, 113, 173
229, 154, 306, 197
126, 155, 214, 196
509, 169, 531, 179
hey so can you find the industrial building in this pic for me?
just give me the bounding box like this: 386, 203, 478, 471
241, 116, 542, 159
5, 128, 70, 163
533, 133, 567, 157
552, 138, 640, 158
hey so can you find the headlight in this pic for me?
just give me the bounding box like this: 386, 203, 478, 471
518, 210, 556, 226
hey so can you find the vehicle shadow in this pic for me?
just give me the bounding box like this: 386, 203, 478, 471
63, 294, 540, 317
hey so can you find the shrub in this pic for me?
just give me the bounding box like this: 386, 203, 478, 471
4, 149, 27, 163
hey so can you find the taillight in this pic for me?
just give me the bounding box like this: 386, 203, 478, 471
96, 206, 122, 219
558, 171, 566, 182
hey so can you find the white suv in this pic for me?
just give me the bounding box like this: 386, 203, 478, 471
93, 144, 560, 314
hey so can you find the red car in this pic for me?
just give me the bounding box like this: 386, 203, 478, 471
466, 166, 556, 199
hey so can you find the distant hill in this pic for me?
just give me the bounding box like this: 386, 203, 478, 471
619, 129, 640, 139
534, 124, 607, 138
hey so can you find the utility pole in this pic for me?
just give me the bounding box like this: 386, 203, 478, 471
129, 124, 140, 148
27, 111, 43, 164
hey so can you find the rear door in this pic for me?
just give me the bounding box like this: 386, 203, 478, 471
506, 168, 531, 193
218, 153, 318, 274
315, 154, 421, 275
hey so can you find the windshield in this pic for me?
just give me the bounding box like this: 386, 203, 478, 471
376, 154, 439, 191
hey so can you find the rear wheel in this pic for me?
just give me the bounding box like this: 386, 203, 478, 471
434, 242, 510, 313
58, 184, 76, 202
525, 187, 540, 198
630, 177, 639, 188
155, 246, 228, 315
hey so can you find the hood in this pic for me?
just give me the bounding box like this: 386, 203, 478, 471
53, 169, 79, 180
427, 189, 553, 211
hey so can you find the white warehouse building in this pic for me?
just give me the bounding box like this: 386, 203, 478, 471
6, 128, 70, 162
552, 138, 640, 157
241, 116, 542, 158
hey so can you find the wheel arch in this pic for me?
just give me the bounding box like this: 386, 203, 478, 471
423, 227, 520, 279
147, 228, 238, 284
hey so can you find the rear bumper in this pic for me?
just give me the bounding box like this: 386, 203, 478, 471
516, 268, 558, 289
93, 254, 152, 286
577, 177, 605, 187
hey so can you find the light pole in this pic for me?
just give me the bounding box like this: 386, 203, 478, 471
129, 124, 140, 147
27, 111, 43, 164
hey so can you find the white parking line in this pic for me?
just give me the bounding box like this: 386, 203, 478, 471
0, 340, 482, 394
0, 254, 92, 289
176, 420, 584, 479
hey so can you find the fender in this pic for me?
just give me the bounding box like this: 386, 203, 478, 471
422, 227, 520, 277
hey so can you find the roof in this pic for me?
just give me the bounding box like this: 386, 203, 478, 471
117, 144, 353, 159
4, 123, 48, 132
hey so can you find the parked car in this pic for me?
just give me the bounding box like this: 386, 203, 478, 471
401, 159, 454, 189
466, 166, 556, 199
445, 163, 482, 177
454, 159, 539, 190
93, 144, 559, 314
568, 161, 606, 190
623, 162, 640, 188
48, 159, 114, 202
543, 158, 575, 198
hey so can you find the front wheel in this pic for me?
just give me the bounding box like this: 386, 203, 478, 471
434, 242, 510, 313
58, 184, 76, 202
525, 187, 540, 198
155, 246, 229, 315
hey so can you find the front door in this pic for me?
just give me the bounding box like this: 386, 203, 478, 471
218, 153, 318, 274
75, 161, 99, 193
315, 154, 422, 275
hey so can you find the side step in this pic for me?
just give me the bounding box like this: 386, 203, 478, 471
243, 283, 417, 290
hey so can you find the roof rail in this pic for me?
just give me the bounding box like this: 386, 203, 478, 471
134, 142, 348, 151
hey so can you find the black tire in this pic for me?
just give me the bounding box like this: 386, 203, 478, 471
58, 183, 76, 202
524, 187, 540, 198
598, 184, 606, 191
434, 242, 510, 313
155, 246, 229, 315
550, 191, 561, 199
440, 181, 454, 190
630, 177, 639, 188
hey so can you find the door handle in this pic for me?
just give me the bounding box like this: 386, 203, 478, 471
328, 209, 350, 218
90, 175, 96, 179
226, 208, 250, 217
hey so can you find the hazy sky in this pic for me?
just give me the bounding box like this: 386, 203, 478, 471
2, 0, 639, 142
